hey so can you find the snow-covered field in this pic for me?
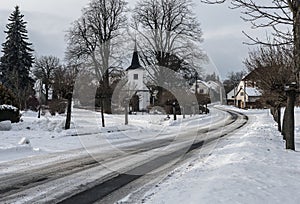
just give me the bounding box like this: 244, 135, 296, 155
136, 107, 300, 204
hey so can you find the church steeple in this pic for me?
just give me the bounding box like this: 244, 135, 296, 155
126, 41, 142, 71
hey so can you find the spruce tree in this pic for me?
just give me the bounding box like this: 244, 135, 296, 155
0, 6, 34, 109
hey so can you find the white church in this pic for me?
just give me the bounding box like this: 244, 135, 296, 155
126, 43, 150, 112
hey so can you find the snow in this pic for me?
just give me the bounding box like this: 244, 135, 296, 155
0, 104, 18, 111
0, 120, 12, 131
245, 87, 262, 97
138, 107, 300, 204
0, 107, 221, 163
18, 137, 30, 145
2, 105, 300, 203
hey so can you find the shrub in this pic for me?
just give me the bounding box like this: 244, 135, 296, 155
49, 100, 67, 116
26, 95, 39, 111
0, 84, 18, 108
0, 104, 20, 123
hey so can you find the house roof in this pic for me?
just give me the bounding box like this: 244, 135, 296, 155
126, 42, 143, 71
245, 87, 262, 97
206, 81, 221, 91
228, 86, 261, 99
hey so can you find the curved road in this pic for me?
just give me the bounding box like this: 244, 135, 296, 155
0, 107, 247, 204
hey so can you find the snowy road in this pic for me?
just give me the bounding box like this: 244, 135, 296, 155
0, 107, 247, 203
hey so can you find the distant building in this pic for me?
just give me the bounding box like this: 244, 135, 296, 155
126, 43, 150, 112
190, 80, 210, 94
227, 73, 262, 109
191, 79, 224, 103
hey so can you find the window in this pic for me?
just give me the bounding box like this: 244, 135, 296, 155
240, 92, 244, 96
199, 89, 204, 94
133, 74, 138, 80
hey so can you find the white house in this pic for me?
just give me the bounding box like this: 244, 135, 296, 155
191, 79, 224, 103
126, 43, 150, 112
190, 80, 210, 94
227, 74, 262, 108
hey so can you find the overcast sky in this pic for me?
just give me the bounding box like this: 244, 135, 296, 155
0, 0, 262, 80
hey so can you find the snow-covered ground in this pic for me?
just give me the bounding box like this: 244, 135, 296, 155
0, 107, 224, 163
136, 107, 300, 204
2, 106, 300, 204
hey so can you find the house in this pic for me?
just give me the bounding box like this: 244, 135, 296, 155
191, 79, 224, 104
191, 80, 210, 94
227, 73, 262, 109
126, 43, 150, 112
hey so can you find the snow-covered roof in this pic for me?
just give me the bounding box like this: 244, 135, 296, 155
245, 87, 262, 97
227, 86, 261, 98
197, 80, 209, 87
193, 80, 221, 90
206, 81, 221, 91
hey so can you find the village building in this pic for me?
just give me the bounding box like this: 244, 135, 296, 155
227, 73, 262, 109
191, 79, 224, 104
126, 43, 150, 112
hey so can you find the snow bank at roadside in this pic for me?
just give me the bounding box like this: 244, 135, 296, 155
0, 144, 42, 162
0, 107, 216, 163
141, 109, 300, 204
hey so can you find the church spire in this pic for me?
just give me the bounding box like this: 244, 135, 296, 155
126, 40, 142, 71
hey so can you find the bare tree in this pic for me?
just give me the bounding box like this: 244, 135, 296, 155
132, 0, 206, 104
52, 64, 78, 100
33, 55, 60, 105
223, 71, 247, 93
244, 44, 294, 133
66, 0, 127, 113
133, 0, 204, 63
202, 0, 300, 150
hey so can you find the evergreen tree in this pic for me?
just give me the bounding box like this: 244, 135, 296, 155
0, 6, 34, 109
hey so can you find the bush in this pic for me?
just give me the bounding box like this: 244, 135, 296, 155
26, 95, 39, 111
49, 100, 67, 116
0, 104, 20, 123
0, 84, 19, 108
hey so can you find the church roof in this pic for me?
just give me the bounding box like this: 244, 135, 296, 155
126, 42, 143, 71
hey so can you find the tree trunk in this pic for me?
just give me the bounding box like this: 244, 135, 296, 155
101, 98, 105, 127
65, 93, 72, 130
103, 97, 112, 114
45, 85, 49, 105
102, 70, 112, 114
282, 107, 287, 140
38, 105, 41, 118
125, 102, 128, 125
277, 105, 281, 132
294, 2, 300, 82
283, 90, 296, 150
270, 107, 276, 121
285, 2, 300, 150
173, 103, 177, 120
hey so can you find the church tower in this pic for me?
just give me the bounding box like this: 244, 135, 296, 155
126, 42, 150, 112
